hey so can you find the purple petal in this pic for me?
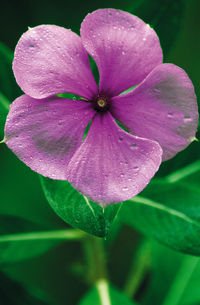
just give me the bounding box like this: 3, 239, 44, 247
111, 64, 198, 161
66, 113, 162, 206
5, 95, 95, 179
80, 9, 163, 97
13, 25, 98, 99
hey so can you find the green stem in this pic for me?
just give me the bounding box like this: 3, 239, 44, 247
162, 256, 199, 305
124, 239, 151, 298
0, 229, 85, 242
96, 278, 111, 305
82, 235, 108, 285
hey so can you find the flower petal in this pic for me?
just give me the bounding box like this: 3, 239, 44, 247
5, 95, 95, 179
80, 9, 163, 96
66, 113, 162, 206
13, 25, 98, 99
111, 64, 199, 161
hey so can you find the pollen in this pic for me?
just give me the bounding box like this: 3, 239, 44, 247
97, 99, 106, 107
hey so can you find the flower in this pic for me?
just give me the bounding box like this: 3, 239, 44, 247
4, 9, 198, 206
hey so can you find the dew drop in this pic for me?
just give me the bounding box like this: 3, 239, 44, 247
119, 136, 123, 142
122, 51, 126, 55
153, 88, 160, 93
131, 143, 137, 149
184, 115, 192, 123
167, 112, 173, 118
143, 37, 147, 41
122, 186, 128, 191
58, 120, 62, 126
133, 166, 139, 172
128, 178, 132, 182
120, 173, 124, 177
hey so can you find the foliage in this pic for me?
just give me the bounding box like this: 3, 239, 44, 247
0, 0, 200, 304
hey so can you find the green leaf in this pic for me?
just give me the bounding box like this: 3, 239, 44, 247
40, 177, 120, 237
0, 215, 84, 265
79, 279, 138, 305
118, 160, 200, 255
0, 91, 10, 140
0, 271, 50, 305
0, 42, 13, 98
128, 0, 184, 57
0, 42, 21, 100
143, 241, 200, 305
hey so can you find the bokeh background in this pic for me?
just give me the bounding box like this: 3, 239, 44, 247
0, 0, 200, 304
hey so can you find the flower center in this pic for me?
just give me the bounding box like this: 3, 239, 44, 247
93, 96, 110, 113
97, 99, 106, 108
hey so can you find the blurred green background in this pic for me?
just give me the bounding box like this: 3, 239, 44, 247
0, 0, 200, 304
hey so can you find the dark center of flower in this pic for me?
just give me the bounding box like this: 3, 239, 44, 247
97, 99, 106, 107
93, 96, 110, 113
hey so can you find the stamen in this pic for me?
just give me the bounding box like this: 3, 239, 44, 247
97, 99, 106, 107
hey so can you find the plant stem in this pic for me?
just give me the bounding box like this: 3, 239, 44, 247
124, 239, 151, 298
96, 278, 111, 305
82, 235, 108, 285
0, 229, 86, 242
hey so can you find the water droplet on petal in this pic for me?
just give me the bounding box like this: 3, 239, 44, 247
184, 115, 192, 123
122, 51, 126, 55
122, 186, 128, 191
119, 137, 123, 142
120, 173, 124, 177
153, 88, 160, 93
167, 112, 173, 118
133, 166, 139, 172
143, 37, 147, 41
131, 143, 137, 149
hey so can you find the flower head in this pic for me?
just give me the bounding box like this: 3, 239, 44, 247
4, 9, 198, 206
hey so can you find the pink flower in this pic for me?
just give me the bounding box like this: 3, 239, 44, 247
4, 9, 198, 206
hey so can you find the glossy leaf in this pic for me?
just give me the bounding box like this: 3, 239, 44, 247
142, 241, 200, 305
79, 280, 138, 305
0, 215, 84, 265
119, 160, 200, 255
41, 177, 120, 237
